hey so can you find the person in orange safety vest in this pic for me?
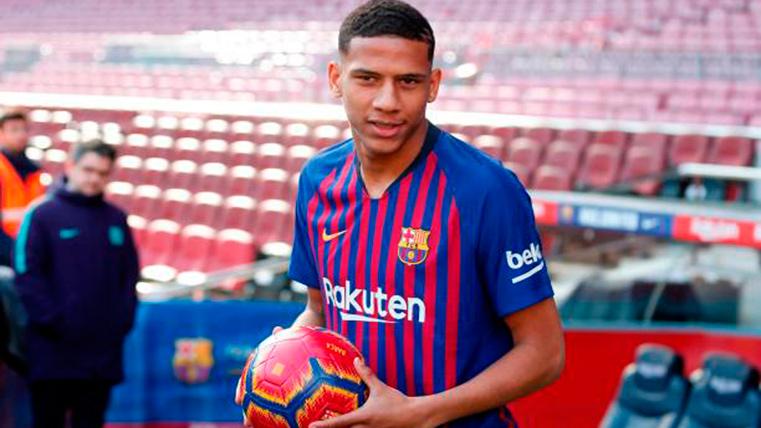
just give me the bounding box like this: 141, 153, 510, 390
0, 111, 45, 266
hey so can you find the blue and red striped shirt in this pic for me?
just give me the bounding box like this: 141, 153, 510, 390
288, 123, 554, 427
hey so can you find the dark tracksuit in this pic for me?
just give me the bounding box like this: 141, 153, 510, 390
13, 184, 139, 428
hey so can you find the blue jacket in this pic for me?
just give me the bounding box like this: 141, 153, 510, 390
13, 185, 139, 382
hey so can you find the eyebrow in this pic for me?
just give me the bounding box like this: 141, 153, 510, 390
350, 68, 427, 80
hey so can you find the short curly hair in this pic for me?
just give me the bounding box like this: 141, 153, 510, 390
339, 0, 435, 63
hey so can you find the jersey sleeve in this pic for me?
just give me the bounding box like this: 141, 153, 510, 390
475, 169, 554, 317
288, 171, 320, 289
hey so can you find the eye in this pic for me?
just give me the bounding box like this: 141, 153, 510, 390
400, 78, 420, 86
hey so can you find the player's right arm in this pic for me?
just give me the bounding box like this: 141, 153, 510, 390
291, 288, 325, 328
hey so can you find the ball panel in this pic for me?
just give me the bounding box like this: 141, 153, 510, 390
294, 384, 361, 427
245, 402, 291, 428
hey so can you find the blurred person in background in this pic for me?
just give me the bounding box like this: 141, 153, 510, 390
0, 110, 46, 376
14, 140, 139, 428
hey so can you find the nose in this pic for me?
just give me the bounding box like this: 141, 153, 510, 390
371, 81, 400, 113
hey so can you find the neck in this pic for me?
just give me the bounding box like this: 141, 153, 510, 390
356, 121, 428, 199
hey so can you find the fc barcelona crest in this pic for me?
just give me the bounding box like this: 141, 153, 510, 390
398, 227, 431, 266
173, 338, 215, 384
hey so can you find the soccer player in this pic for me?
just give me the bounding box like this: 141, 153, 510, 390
287, 1, 565, 426
14, 140, 139, 428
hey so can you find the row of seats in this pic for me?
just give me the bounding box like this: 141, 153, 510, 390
602, 344, 761, 428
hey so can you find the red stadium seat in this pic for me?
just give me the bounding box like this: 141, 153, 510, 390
175, 137, 202, 162
472, 135, 504, 160
168, 160, 198, 191
198, 162, 228, 193
202, 139, 230, 164
132, 185, 162, 219
505, 137, 543, 169
205, 118, 230, 140
230, 140, 256, 167
189, 192, 223, 226
157, 188, 193, 223
543, 140, 582, 172
113, 155, 143, 183
149, 135, 175, 160
531, 165, 573, 191
285, 145, 317, 174
141, 219, 181, 281
313, 125, 341, 149
669, 134, 710, 166
227, 165, 257, 196
106, 181, 135, 213
593, 130, 629, 151
258, 121, 284, 142
556, 129, 591, 146
124, 133, 149, 157
708, 136, 753, 166
630, 132, 669, 154
219, 195, 257, 230
490, 126, 519, 142
231, 120, 255, 141
253, 199, 291, 247
522, 128, 555, 146
254, 168, 289, 201
43, 149, 68, 178
577, 144, 622, 190
127, 215, 147, 250
284, 123, 312, 146
206, 229, 255, 272
256, 142, 286, 170
620, 147, 665, 196
143, 157, 170, 186
172, 224, 216, 273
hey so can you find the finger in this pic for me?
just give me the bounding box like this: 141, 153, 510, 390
353, 357, 382, 390
308, 408, 368, 428
272, 326, 284, 335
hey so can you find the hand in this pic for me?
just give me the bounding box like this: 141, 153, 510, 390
272, 326, 284, 335
309, 358, 437, 428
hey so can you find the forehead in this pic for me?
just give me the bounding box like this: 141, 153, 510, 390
342, 36, 431, 74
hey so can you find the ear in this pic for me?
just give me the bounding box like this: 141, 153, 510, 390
427, 68, 443, 103
327, 61, 343, 99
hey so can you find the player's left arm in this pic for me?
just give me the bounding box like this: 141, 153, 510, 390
309, 298, 564, 428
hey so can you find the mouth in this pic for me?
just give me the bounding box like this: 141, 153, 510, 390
368, 120, 403, 138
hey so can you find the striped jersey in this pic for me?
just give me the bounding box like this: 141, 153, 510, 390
288, 123, 554, 427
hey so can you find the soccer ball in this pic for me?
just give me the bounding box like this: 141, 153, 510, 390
236, 326, 368, 427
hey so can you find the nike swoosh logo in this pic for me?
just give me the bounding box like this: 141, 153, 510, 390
322, 228, 347, 242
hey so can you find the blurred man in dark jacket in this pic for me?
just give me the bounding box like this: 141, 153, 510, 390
14, 139, 139, 428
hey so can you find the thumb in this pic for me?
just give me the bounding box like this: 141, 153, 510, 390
272, 326, 284, 335
354, 357, 381, 390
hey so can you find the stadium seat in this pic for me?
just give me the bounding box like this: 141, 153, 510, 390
313, 124, 342, 149
106, 181, 135, 213
113, 155, 143, 183
544, 140, 583, 171
206, 228, 256, 272
594, 130, 629, 151
505, 137, 544, 170
285, 145, 317, 174
677, 354, 761, 428
601, 344, 689, 428
522, 127, 555, 146
556, 129, 591, 146
127, 215, 147, 249
132, 185, 162, 219
472, 135, 504, 160
124, 133, 149, 157
231, 120, 255, 140
255, 142, 286, 170
189, 192, 223, 226
202, 139, 230, 164
620, 147, 665, 196
205, 118, 230, 140
149, 135, 174, 160
168, 160, 198, 191
227, 165, 257, 196
253, 199, 291, 248
531, 165, 573, 191
143, 157, 170, 186
172, 224, 216, 273
630, 132, 669, 155
141, 219, 182, 281
708, 137, 753, 166
503, 162, 531, 187
175, 137, 202, 162
254, 168, 289, 202
230, 140, 256, 167
283, 123, 311, 146
43, 149, 68, 178
669, 135, 710, 166
219, 196, 257, 231
576, 144, 622, 190
258, 121, 284, 141
157, 188, 193, 223
197, 162, 228, 193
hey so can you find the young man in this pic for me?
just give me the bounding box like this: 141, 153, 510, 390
287, 1, 564, 427
14, 140, 139, 428
0, 110, 45, 266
